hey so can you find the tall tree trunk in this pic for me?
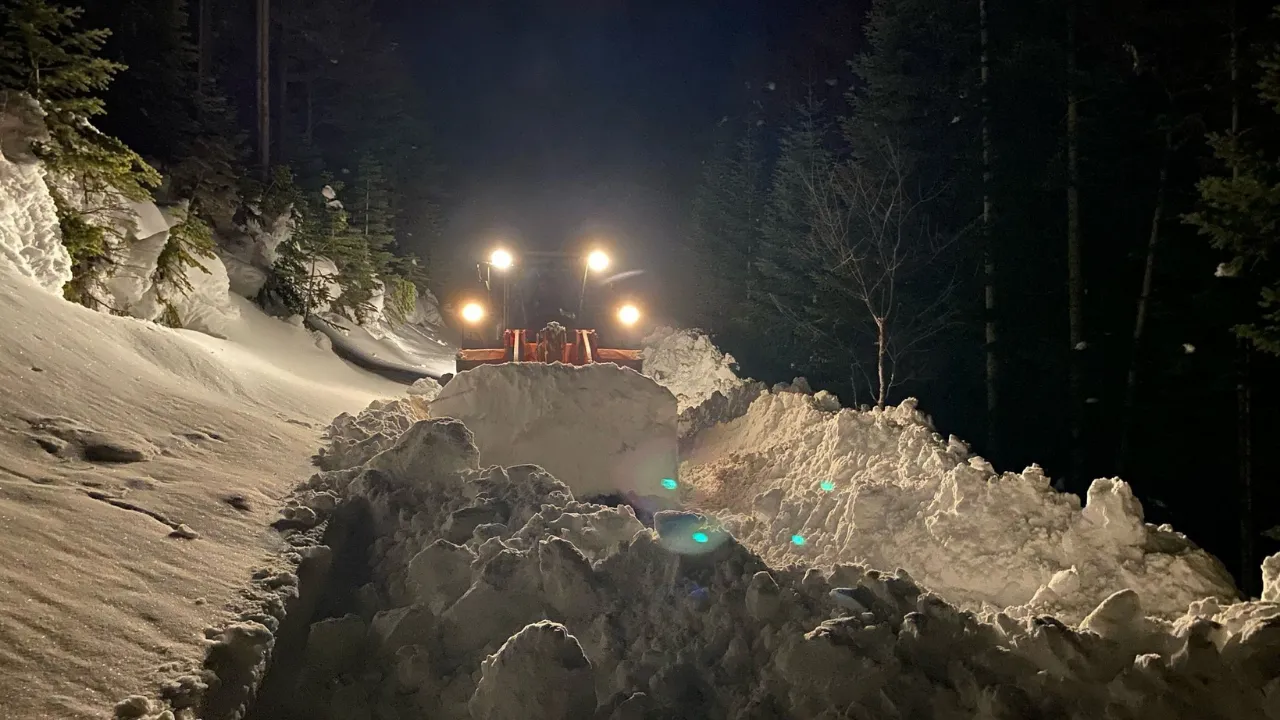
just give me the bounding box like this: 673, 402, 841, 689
256, 0, 271, 179
1229, 0, 1257, 597
305, 79, 314, 145
1066, 0, 1086, 489
980, 0, 999, 458
1119, 130, 1173, 472
876, 318, 888, 409
277, 16, 288, 165
198, 0, 212, 95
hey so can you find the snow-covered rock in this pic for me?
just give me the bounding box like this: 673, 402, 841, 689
681, 391, 1239, 623
640, 326, 743, 412
0, 92, 71, 293
429, 362, 679, 499
100, 203, 239, 336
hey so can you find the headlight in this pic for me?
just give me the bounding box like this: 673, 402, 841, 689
460, 302, 486, 324
490, 248, 513, 270
617, 304, 641, 326
586, 250, 610, 273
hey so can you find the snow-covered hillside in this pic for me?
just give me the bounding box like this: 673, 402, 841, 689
0, 258, 404, 719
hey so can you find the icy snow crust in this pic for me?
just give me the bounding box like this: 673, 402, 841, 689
142, 403, 1280, 720
681, 392, 1240, 623
429, 362, 679, 499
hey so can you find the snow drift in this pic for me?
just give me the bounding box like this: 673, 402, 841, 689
429, 362, 679, 500
132, 407, 1280, 720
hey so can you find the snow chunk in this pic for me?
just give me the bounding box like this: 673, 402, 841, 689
429, 363, 678, 499
641, 326, 743, 412
468, 620, 596, 720
0, 93, 71, 293
1264, 554, 1280, 603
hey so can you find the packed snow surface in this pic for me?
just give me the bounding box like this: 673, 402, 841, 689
0, 263, 400, 719
180, 407, 1280, 720
429, 362, 678, 499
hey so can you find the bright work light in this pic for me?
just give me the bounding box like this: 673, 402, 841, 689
586, 250, 610, 273
460, 302, 486, 324
617, 304, 641, 326
490, 248, 513, 270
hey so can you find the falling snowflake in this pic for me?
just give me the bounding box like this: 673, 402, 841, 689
321, 185, 337, 200
765, 81, 776, 91
1074, 341, 1089, 351
1182, 343, 1196, 354
1215, 261, 1240, 278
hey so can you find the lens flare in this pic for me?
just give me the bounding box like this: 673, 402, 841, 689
692, 532, 710, 544
791, 534, 807, 546
661, 478, 678, 490
820, 480, 835, 492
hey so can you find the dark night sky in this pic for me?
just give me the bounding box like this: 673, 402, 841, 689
375, 0, 858, 318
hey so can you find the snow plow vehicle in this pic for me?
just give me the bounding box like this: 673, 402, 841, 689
455, 322, 643, 372
431, 247, 679, 510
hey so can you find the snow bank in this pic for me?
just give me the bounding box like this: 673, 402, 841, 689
0, 92, 71, 293
641, 326, 744, 411
175, 411, 1280, 720
682, 391, 1239, 623
429, 362, 679, 500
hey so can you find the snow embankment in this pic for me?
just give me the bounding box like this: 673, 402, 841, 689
639, 327, 1240, 624
311, 308, 456, 380
129, 401, 1280, 720
682, 393, 1239, 623
429, 362, 679, 500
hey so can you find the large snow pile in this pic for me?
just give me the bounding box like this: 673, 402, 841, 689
681, 390, 1240, 624
135, 412, 1280, 720
0, 92, 72, 292
641, 326, 744, 411
429, 363, 679, 500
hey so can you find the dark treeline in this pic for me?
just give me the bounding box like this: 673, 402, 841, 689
683, 0, 1280, 593
1, 0, 442, 323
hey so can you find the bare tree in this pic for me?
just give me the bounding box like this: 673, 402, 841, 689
788, 140, 958, 408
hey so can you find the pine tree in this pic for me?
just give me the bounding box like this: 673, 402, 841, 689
1185, 25, 1280, 356
0, 0, 161, 306
752, 93, 838, 379
686, 110, 766, 335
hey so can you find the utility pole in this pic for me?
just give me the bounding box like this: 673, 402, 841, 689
256, 0, 271, 180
